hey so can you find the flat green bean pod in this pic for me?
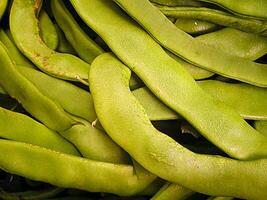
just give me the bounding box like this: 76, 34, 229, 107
0, 139, 157, 196
197, 0, 267, 20
168, 27, 267, 79
89, 53, 267, 199
113, 0, 267, 87
196, 28, 267, 60
0, 29, 35, 68
0, 42, 75, 132
255, 121, 267, 136
157, 6, 267, 36
0, 42, 128, 164
51, 0, 104, 64
10, 0, 90, 83
174, 18, 218, 35
198, 80, 267, 120
72, 0, 267, 160
18, 66, 96, 123
0, 106, 79, 156
39, 10, 59, 50
0, 0, 7, 20
151, 182, 194, 200
134, 77, 267, 121
150, 0, 201, 7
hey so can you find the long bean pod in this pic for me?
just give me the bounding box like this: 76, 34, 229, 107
157, 6, 267, 36
51, 0, 104, 64
89, 53, 267, 199
0, 106, 79, 156
10, 0, 90, 83
197, 0, 267, 20
71, 0, 267, 160
0, 139, 157, 196
113, 0, 267, 87
0, 42, 129, 164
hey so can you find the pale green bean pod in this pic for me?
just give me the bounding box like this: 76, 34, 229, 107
10, 0, 90, 83
197, 0, 267, 20
0, 107, 79, 155
51, 0, 104, 64
157, 6, 267, 36
114, 0, 267, 87
71, 0, 267, 160
89, 53, 267, 199
0, 139, 157, 196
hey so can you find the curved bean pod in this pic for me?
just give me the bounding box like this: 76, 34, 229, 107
0, 42, 75, 132
174, 18, 218, 35
0, 139, 156, 196
0, 0, 7, 20
51, 0, 104, 64
89, 53, 267, 199
0, 29, 35, 68
0, 42, 128, 164
168, 27, 267, 79
158, 6, 267, 36
113, 0, 267, 87
198, 80, 267, 120
197, 0, 267, 20
0, 107, 79, 156
255, 121, 267, 136
135, 77, 267, 120
39, 10, 59, 50
10, 0, 90, 83
72, 0, 267, 160
18, 66, 96, 123
196, 28, 267, 60
151, 182, 194, 200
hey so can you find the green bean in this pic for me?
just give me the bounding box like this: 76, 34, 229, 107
89, 53, 267, 199
198, 80, 267, 120
18, 66, 96, 123
10, 0, 90, 83
113, 0, 267, 87
0, 29, 35, 68
0, 187, 64, 200
51, 0, 104, 64
255, 121, 267, 137
135, 76, 267, 121
197, 0, 267, 20
0, 42, 75, 132
196, 28, 267, 60
150, 0, 201, 7
54, 24, 76, 55
174, 18, 218, 35
0, 42, 129, 164
0, 0, 7, 20
0, 106, 79, 156
72, 0, 267, 160
151, 182, 194, 200
39, 10, 59, 50
157, 6, 267, 36
0, 139, 157, 196
132, 87, 177, 121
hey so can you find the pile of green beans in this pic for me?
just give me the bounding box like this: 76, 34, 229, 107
0, 0, 266, 199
